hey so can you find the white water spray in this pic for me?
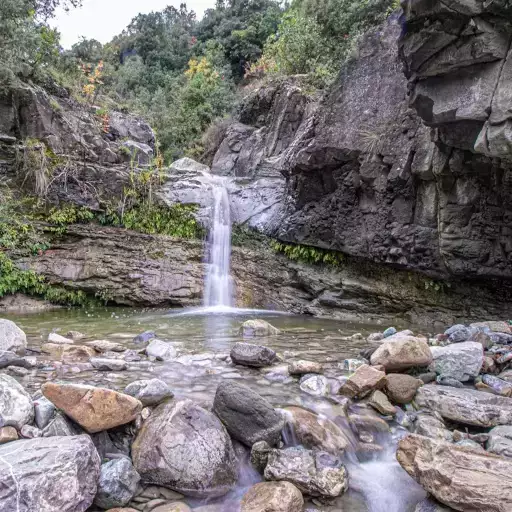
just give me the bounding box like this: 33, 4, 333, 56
204, 178, 234, 308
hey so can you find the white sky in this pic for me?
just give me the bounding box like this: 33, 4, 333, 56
51, 0, 216, 49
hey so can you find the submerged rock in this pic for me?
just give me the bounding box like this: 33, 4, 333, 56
48, 332, 74, 344
87, 339, 125, 352
340, 364, 386, 399
0, 435, 100, 512
370, 337, 432, 371
240, 319, 280, 337
0, 318, 27, 354
133, 330, 156, 344
213, 380, 284, 447
415, 385, 512, 427
230, 342, 277, 367
264, 447, 348, 498
299, 374, 329, 396
397, 434, 512, 512
385, 374, 423, 404
124, 378, 173, 406
42, 382, 142, 433
429, 342, 483, 382
146, 339, 177, 361
0, 374, 33, 429
283, 406, 348, 454
132, 399, 237, 498
94, 458, 141, 509
241, 481, 303, 512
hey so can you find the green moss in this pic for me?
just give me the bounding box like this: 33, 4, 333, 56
271, 240, 344, 267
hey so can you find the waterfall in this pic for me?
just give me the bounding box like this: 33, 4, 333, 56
203, 178, 234, 308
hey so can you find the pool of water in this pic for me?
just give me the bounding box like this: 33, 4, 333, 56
3, 306, 426, 511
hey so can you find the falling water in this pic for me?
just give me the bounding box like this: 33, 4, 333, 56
204, 178, 234, 308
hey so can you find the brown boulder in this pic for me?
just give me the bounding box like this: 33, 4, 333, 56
370, 337, 432, 371
340, 364, 386, 398
42, 382, 142, 433
397, 434, 512, 512
241, 481, 303, 512
385, 374, 423, 404
42, 343, 96, 362
368, 390, 396, 416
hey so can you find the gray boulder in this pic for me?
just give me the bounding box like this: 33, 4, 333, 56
240, 319, 280, 337
94, 458, 141, 509
414, 413, 453, 442
0, 435, 100, 512
299, 374, 329, 396
133, 330, 156, 344
0, 351, 32, 369
124, 378, 173, 406
429, 342, 483, 382
146, 339, 177, 361
415, 385, 512, 427
230, 342, 277, 367
132, 399, 237, 498
213, 380, 284, 447
0, 319, 27, 354
42, 412, 82, 437
0, 374, 33, 429
264, 447, 348, 498
90, 357, 128, 371
487, 425, 512, 458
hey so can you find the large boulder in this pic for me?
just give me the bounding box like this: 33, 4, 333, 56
213, 380, 284, 447
0, 435, 100, 512
240, 319, 280, 337
283, 406, 348, 454
0, 318, 27, 354
241, 481, 304, 512
230, 342, 277, 367
370, 337, 432, 371
264, 447, 348, 498
145, 339, 177, 361
415, 385, 512, 427
0, 374, 33, 429
94, 458, 141, 509
42, 382, 142, 433
397, 434, 512, 512
124, 379, 173, 406
385, 374, 423, 404
132, 399, 237, 498
340, 364, 386, 398
429, 342, 483, 382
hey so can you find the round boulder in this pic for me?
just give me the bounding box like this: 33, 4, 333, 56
385, 374, 423, 404
132, 399, 237, 498
370, 337, 432, 371
230, 342, 277, 368
241, 481, 303, 512
94, 458, 140, 509
124, 378, 173, 406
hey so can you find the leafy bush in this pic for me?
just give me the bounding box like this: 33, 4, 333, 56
272, 241, 344, 266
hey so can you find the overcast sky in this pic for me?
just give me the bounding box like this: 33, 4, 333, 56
51, 0, 216, 49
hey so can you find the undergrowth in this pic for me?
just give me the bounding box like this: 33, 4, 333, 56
271, 240, 344, 266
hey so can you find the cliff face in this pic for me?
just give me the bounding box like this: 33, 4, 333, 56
213, 11, 512, 282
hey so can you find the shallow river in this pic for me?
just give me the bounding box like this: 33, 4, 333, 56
4, 307, 428, 511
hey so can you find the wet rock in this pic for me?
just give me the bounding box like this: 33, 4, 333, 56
289, 360, 322, 375
414, 497, 455, 511
95, 458, 141, 509
264, 447, 348, 498
487, 426, 512, 458
213, 380, 284, 447
429, 342, 483, 382
0, 350, 33, 369
414, 413, 453, 442
383, 327, 397, 338
349, 413, 390, 441
145, 339, 177, 361
250, 440, 272, 472
0, 435, 100, 512
90, 357, 128, 371
481, 374, 512, 397
87, 339, 125, 352
42, 343, 96, 362
415, 385, 512, 427
231, 342, 277, 368
132, 399, 237, 498
0, 318, 27, 354
42, 411, 81, 437
0, 426, 18, 444
125, 379, 173, 406
367, 332, 384, 342
397, 434, 512, 512
66, 330, 85, 340
368, 390, 396, 416
48, 332, 74, 344
20, 425, 42, 438
283, 406, 348, 454
240, 319, 280, 337
385, 374, 423, 404
151, 503, 192, 512
436, 376, 464, 388
241, 481, 304, 512
340, 364, 386, 399
0, 374, 33, 429
342, 358, 368, 372
370, 337, 432, 371
134, 331, 156, 344
299, 374, 329, 396
42, 382, 142, 433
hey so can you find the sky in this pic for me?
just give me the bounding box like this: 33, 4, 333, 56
51, 0, 216, 49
